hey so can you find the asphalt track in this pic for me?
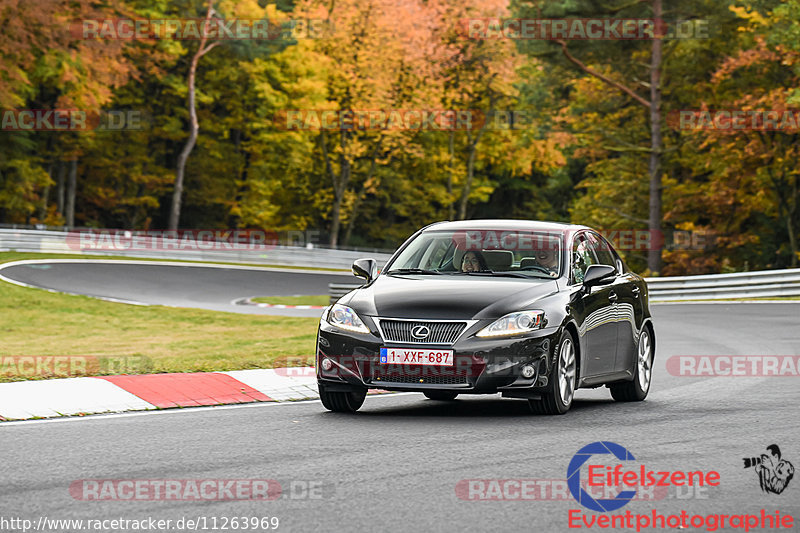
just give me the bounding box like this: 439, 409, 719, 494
2, 295, 799, 531
0, 260, 351, 316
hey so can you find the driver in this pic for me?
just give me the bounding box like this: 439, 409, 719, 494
534, 248, 559, 274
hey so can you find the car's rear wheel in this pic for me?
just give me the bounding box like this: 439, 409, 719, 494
610, 326, 653, 402
529, 329, 577, 415
423, 391, 458, 401
318, 382, 367, 413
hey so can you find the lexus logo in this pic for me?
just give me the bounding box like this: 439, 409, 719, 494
411, 325, 430, 340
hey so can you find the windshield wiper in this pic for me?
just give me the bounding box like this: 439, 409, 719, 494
385, 268, 442, 275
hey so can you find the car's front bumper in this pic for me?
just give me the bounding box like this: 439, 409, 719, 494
316, 316, 560, 395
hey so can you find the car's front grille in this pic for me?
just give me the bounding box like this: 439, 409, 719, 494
377, 319, 467, 344
370, 364, 469, 385
368, 361, 474, 386
373, 374, 469, 385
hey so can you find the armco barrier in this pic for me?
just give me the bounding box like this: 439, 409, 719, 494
645, 269, 800, 301
327, 269, 800, 304
0, 228, 392, 271
2, 229, 799, 302
329, 283, 363, 304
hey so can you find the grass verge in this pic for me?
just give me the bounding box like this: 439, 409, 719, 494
251, 295, 329, 306
0, 252, 319, 381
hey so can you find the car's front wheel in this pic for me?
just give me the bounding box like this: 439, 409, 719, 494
318, 382, 367, 413
529, 329, 577, 415
610, 326, 653, 402
423, 391, 458, 401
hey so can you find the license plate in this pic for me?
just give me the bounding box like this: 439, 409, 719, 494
379, 348, 454, 366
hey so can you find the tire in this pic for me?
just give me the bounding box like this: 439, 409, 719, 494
423, 391, 458, 401
318, 382, 367, 413
610, 325, 653, 402
529, 329, 577, 415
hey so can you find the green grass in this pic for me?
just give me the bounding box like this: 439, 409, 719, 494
251, 295, 330, 306
0, 252, 319, 381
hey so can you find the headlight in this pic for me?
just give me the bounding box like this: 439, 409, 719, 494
327, 304, 370, 334
476, 311, 545, 338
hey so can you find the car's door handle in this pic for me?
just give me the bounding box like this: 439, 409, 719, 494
632, 287, 641, 296
608, 292, 618, 303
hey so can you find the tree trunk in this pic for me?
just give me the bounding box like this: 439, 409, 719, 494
456, 96, 494, 220
556, 6, 664, 273
787, 211, 798, 268
323, 130, 351, 249
457, 125, 487, 220
342, 194, 362, 247
447, 130, 455, 220
39, 164, 52, 221
168, 0, 219, 230
343, 151, 379, 247
56, 161, 66, 216
647, 0, 664, 275
785, 172, 798, 268
457, 137, 477, 220
65, 158, 77, 227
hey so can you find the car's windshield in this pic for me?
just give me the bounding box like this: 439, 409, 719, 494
386, 229, 563, 278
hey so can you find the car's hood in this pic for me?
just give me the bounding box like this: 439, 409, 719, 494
344, 274, 560, 320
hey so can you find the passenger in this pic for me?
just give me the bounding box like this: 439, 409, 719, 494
461, 251, 488, 272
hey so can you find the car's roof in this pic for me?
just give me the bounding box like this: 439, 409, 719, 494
423, 219, 590, 233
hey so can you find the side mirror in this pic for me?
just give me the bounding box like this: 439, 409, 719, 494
352, 258, 377, 283
583, 264, 616, 287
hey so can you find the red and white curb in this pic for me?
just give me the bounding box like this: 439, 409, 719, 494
234, 297, 327, 310
0, 368, 385, 421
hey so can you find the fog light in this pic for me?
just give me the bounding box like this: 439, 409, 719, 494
321, 358, 333, 371
521, 364, 536, 379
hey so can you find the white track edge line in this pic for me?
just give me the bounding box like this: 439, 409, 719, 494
0, 392, 416, 427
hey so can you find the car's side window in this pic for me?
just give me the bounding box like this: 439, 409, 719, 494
588, 232, 617, 272
571, 234, 598, 284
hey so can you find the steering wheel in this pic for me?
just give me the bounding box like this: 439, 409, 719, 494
519, 264, 553, 275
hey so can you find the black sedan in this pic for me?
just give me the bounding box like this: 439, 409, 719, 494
316, 220, 655, 415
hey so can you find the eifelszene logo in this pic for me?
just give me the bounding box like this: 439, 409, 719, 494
567, 441, 637, 512
567, 441, 721, 513
743, 444, 795, 495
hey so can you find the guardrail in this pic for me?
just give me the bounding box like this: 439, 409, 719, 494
645, 269, 800, 301
0, 229, 393, 271
327, 268, 800, 304
3, 228, 799, 302
329, 283, 362, 304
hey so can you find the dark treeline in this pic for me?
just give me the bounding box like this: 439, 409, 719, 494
1, 0, 798, 275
